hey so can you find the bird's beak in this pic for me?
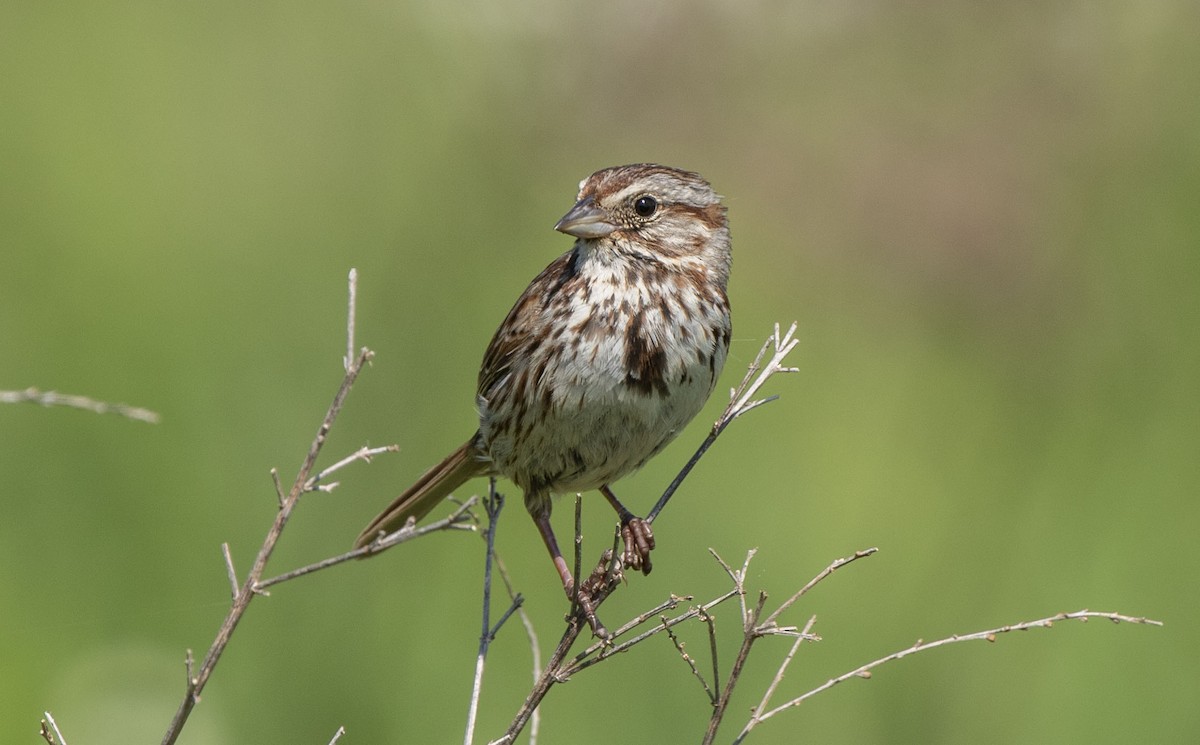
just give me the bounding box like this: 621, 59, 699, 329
554, 196, 618, 239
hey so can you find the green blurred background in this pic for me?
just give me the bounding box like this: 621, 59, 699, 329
2, 2, 1196, 743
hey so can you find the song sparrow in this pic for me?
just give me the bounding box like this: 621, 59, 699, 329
356, 163, 731, 632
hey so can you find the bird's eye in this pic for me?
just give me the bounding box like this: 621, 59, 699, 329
633, 195, 658, 218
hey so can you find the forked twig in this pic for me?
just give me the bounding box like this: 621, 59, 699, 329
733, 610, 1164, 743
492, 553, 542, 744
701, 547, 874, 745
157, 269, 468, 745
465, 482, 506, 745
648, 322, 799, 523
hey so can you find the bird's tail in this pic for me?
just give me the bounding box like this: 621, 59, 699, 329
354, 438, 486, 549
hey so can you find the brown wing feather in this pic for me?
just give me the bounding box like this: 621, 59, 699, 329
477, 249, 579, 400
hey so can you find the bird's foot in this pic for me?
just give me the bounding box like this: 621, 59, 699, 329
566, 549, 624, 640
621, 517, 655, 575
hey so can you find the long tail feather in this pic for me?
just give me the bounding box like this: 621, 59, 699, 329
354, 438, 485, 549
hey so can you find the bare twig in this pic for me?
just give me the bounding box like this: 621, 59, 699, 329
344, 268, 358, 371
569, 494, 584, 620
700, 607, 720, 702
39, 711, 68, 745
648, 322, 799, 523
328, 725, 347, 745
665, 618, 716, 703
465, 482, 505, 745
763, 547, 878, 629
270, 468, 285, 507
703, 588, 767, 745
183, 649, 195, 690
257, 497, 478, 590
702, 548, 873, 745
307, 444, 400, 491
565, 593, 720, 675
220, 543, 239, 600
734, 610, 1164, 742
741, 614, 819, 742
2, 387, 160, 423
492, 554, 541, 744
160, 271, 384, 745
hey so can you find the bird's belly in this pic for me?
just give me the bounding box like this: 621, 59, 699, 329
482, 356, 716, 495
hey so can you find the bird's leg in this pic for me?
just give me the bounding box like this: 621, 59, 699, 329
530, 507, 609, 639
600, 484, 655, 575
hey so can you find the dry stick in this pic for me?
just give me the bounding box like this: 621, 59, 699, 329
160, 269, 372, 745
308, 444, 401, 492
1, 387, 160, 423
493, 323, 802, 744
491, 617, 586, 745
344, 267, 358, 371
647, 322, 798, 524
700, 606, 721, 703
564, 591, 731, 676
39, 711, 68, 745
161, 347, 372, 745
699, 547, 875, 745
734, 610, 1164, 743
256, 498, 478, 590
569, 494, 584, 620
702, 578, 766, 745
465, 482, 505, 745
762, 548, 878, 630
664, 619, 716, 703
742, 613, 819, 740
328, 725, 347, 745
492, 554, 542, 745
220, 543, 239, 600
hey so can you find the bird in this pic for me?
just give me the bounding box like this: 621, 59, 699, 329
355, 163, 731, 632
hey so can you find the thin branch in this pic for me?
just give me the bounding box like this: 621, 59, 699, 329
491, 619, 586, 745
465, 483, 505, 745
705, 547, 873, 745
647, 322, 799, 523
183, 649, 195, 691
344, 268, 358, 371
270, 469, 285, 507
763, 547, 878, 628
220, 543, 239, 601
2, 387, 160, 423
664, 618, 716, 703
739, 614, 819, 743
565, 591, 734, 676
161, 271, 375, 745
725, 322, 800, 425
492, 554, 541, 745
489, 595, 525, 639
307, 444, 399, 491
256, 497, 478, 590
700, 607, 720, 702
39, 711, 68, 745
569, 494, 585, 620
738, 610, 1163, 741
328, 725, 347, 745
702, 588, 767, 745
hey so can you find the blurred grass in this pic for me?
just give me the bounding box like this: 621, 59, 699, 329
2, 2, 1196, 743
